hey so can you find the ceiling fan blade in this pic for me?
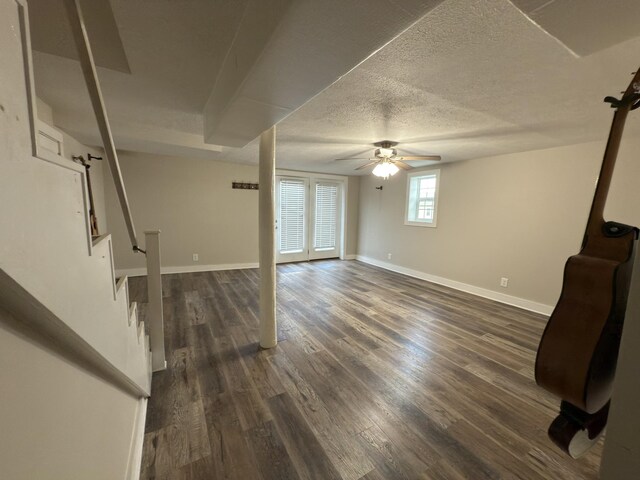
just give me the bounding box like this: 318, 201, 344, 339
334, 157, 374, 162
355, 160, 379, 170
393, 160, 413, 170
398, 155, 441, 161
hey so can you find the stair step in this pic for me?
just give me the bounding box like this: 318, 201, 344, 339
91, 233, 110, 248
115, 276, 128, 294
137, 320, 145, 345
128, 301, 137, 327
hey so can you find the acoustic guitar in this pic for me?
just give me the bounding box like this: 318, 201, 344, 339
535, 69, 640, 458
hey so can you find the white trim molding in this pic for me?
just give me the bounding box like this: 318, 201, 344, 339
116, 262, 260, 278
356, 255, 553, 316
126, 398, 148, 480
343, 254, 357, 260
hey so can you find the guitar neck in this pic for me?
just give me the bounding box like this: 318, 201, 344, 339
585, 108, 629, 238
585, 70, 640, 239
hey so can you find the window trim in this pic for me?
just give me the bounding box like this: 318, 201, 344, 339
404, 169, 440, 228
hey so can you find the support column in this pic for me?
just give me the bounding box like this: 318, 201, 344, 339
259, 126, 277, 348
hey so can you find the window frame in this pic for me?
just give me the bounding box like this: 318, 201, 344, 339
404, 169, 440, 228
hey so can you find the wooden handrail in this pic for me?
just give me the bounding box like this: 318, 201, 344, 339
63, 0, 141, 253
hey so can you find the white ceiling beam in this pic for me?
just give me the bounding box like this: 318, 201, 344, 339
54, 112, 225, 159
203, 0, 445, 148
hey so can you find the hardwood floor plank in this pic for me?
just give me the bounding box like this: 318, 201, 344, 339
245, 420, 301, 480
214, 335, 272, 431
135, 260, 602, 479
267, 392, 343, 480
185, 290, 207, 325
268, 347, 375, 480
229, 325, 286, 400
203, 392, 265, 480
445, 419, 545, 480
189, 323, 227, 397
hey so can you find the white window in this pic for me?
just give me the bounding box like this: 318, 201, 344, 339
313, 183, 338, 251
278, 178, 306, 253
405, 170, 440, 227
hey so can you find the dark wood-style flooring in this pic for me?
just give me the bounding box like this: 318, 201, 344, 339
129, 260, 602, 479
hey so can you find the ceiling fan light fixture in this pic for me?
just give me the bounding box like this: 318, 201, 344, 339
372, 160, 399, 179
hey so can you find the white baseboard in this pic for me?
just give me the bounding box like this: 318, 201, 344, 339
126, 397, 148, 480
356, 255, 553, 316
116, 262, 259, 278
342, 254, 357, 260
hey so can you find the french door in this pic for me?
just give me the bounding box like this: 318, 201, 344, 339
276, 176, 342, 263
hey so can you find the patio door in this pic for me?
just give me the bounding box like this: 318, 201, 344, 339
276, 176, 342, 263
309, 180, 341, 260
276, 177, 309, 263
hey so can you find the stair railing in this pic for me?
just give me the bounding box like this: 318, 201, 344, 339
63, 0, 141, 253
63, 0, 166, 371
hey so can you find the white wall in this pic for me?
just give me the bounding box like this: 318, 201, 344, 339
61, 131, 109, 234
36, 97, 108, 234
357, 136, 640, 309
0, 308, 140, 480
600, 249, 640, 478
106, 151, 361, 273
0, 2, 145, 477
346, 175, 360, 257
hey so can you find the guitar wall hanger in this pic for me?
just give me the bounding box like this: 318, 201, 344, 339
604, 93, 640, 110
605, 80, 640, 109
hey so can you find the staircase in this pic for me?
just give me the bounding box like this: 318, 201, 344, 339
0, 0, 156, 397
0, 144, 154, 397
0, 2, 165, 477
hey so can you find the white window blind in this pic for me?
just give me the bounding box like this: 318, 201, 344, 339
279, 179, 306, 253
314, 183, 338, 250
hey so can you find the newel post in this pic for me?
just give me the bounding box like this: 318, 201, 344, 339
145, 230, 166, 371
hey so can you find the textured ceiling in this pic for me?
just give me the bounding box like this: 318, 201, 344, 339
30, 0, 640, 175
28, 0, 130, 73
220, 0, 640, 174
202, 0, 444, 147
511, 0, 640, 56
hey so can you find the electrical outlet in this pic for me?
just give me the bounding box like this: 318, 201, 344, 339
193, 253, 199, 262
500, 277, 509, 288
387, 253, 392, 260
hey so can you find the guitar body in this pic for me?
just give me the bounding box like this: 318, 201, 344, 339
535, 70, 640, 458
535, 226, 637, 414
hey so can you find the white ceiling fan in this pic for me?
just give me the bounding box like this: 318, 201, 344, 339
334, 141, 441, 178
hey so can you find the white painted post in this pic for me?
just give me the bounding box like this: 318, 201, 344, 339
600, 248, 640, 478
145, 230, 166, 371
259, 126, 277, 348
